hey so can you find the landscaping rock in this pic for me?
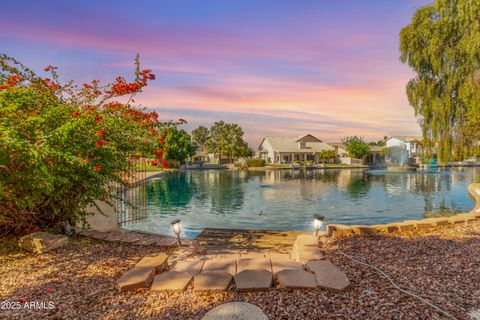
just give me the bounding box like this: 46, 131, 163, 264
194, 271, 233, 292
150, 271, 192, 292
173, 258, 205, 275
201, 302, 268, 320
135, 253, 168, 273
276, 269, 317, 289
116, 267, 154, 292
307, 260, 350, 292
18, 232, 68, 254
234, 270, 272, 292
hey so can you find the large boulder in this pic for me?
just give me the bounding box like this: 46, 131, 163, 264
18, 232, 68, 254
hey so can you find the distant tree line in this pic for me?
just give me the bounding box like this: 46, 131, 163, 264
192, 121, 253, 162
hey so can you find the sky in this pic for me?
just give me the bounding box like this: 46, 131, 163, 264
1, 0, 433, 148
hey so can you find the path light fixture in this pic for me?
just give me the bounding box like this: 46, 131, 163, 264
171, 219, 182, 246
313, 214, 325, 237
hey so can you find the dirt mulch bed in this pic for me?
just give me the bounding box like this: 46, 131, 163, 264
1, 222, 480, 320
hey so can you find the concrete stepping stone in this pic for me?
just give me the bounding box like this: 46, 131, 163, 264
295, 234, 319, 246
276, 269, 316, 289
90, 231, 110, 240
202, 302, 268, 320
307, 260, 350, 292
271, 259, 304, 278
236, 258, 271, 274
404, 220, 435, 230
173, 258, 205, 275
351, 225, 378, 236
240, 252, 266, 258
116, 267, 154, 292
292, 245, 324, 263
202, 256, 237, 275
234, 270, 272, 292
194, 271, 232, 292
156, 238, 178, 247
372, 224, 398, 233
133, 239, 157, 246
76, 229, 96, 237
265, 253, 290, 260
121, 237, 141, 244
135, 253, 168, 273
151, 271, 192, 292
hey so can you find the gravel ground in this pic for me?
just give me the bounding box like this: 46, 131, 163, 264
1, 222, 480, 320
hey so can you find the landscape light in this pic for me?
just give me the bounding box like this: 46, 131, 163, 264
171, 219, 182, 246
313, 214, 325, 237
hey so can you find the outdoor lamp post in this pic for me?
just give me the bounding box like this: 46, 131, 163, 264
313, 214, 325, 237
171, 219, 182, 246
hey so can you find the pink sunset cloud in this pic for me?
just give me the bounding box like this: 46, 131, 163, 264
0, 0, 430, 147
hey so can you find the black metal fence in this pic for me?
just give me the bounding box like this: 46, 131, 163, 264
116, 156, 148, 226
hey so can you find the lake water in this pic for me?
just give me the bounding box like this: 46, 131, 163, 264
126, 167, 479, 238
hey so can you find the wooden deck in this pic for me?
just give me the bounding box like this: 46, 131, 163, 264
195, 228, 307, 255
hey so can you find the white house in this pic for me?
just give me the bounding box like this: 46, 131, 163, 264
258, 134, 336, 164
386, 136, 423, 157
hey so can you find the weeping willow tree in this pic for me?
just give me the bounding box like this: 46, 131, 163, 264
400, 0, 480, 162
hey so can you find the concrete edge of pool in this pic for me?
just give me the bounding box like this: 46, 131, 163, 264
324, 183, 480, 238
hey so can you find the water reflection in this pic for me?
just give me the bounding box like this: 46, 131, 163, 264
128, 167, 479, 238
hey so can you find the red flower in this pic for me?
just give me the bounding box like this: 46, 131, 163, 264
150, 159, 159, 166
97, 130, 105, 137
153, 149, 163, 158
0, 74, 23, 90
94, 114, 103, 125
43, 78, 60, 90
96, 139, 107, 148
162, 160, 170, 168
93, 165, 102, 171
158, 137, 165, 145
18, 298, 26, 303
71, 111, 81, 118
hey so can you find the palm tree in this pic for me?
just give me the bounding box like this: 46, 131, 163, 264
191, 126, 209, 151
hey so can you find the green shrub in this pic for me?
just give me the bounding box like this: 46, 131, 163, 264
0, 54, 179, 235
246, 159, 266, 167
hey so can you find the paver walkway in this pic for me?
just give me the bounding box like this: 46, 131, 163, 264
116, 233, 351, 293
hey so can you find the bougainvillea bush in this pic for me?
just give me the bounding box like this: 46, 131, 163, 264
0, 54, 176, 235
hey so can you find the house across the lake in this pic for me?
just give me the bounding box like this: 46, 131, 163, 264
386, 136, 423, 157
258, 134, 336, 164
